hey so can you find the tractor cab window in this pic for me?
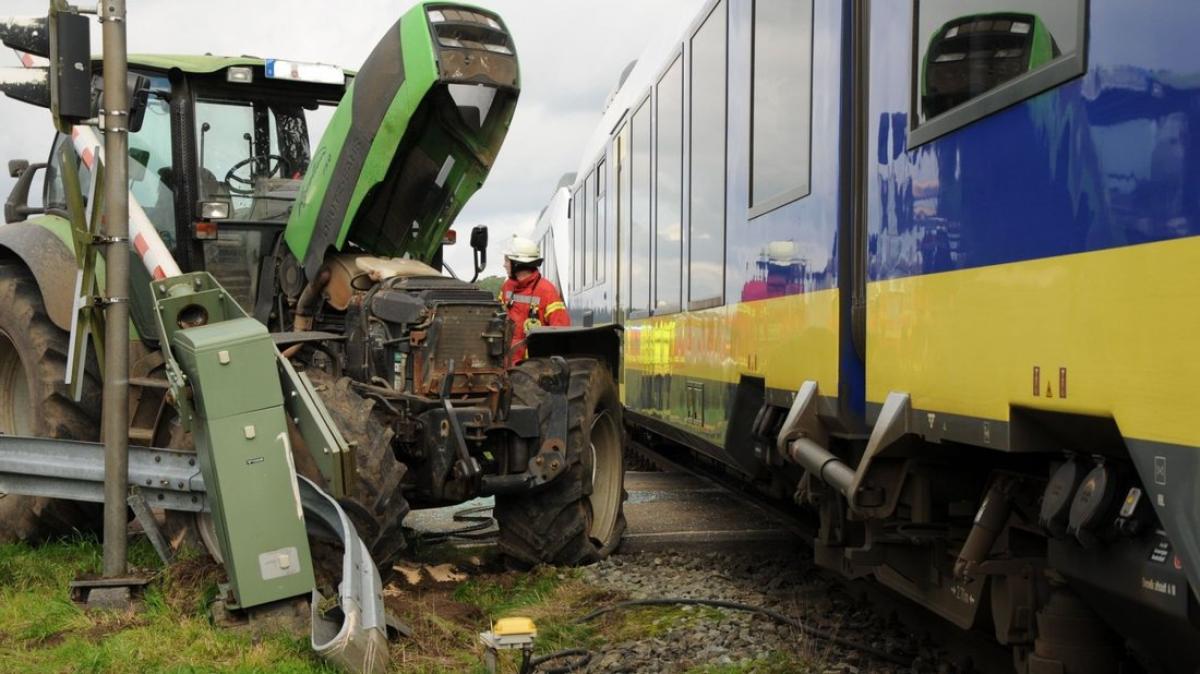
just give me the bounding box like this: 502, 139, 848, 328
44, 74, 177, 251
128, 90, 177, 250
195, 98, 311, 224
44, 133, 92, 212
193, 96, 336, 310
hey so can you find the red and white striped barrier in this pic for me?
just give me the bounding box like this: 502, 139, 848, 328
14, 49, 181, 280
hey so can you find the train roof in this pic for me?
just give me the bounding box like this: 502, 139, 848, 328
571, 0, 707, 181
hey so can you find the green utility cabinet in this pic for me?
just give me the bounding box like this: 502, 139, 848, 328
173, 317, 315, 608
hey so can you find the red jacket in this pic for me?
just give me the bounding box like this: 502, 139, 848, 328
500, 271, 569, 361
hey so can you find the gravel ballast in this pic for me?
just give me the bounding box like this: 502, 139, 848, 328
575, 550, 964, 674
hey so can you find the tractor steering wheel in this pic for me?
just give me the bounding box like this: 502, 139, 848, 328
223, 154, 288, 196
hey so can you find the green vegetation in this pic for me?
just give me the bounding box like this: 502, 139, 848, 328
0, 535, 328, 674
0, 538, 820, 673
475, 275, 504, 297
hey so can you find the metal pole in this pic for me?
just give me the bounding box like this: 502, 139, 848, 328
99, 0, 130, 578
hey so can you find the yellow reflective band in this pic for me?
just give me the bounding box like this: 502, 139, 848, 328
545, 301, 566, 315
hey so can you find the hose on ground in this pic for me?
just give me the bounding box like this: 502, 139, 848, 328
574, 597, 914, 667
519, 647, 591, 674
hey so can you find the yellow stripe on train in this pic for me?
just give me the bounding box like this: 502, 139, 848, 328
623, 287, 841, 397
867, 236, 1200, 448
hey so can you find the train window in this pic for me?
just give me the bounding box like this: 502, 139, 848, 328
750, 0, 813, 217
655, 55, 684, 314
593, 161, 606, 284
580, 178, 589, 287
540, 229, 561, 291
688, 0, 727, 308
572, 185, 585, 291
585, 170, 596, 288
616, 124, 631, 317
910, 0, 1087, 147
630, 98, 652, 316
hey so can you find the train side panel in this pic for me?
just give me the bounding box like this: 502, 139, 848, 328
867, 0, 1200, 635
619, 0, 854, 461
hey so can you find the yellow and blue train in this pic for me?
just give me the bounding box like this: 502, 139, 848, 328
540, 0, 1200, 670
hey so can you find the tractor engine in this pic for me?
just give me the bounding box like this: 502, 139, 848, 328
341, 274, 509, 398
294, 255, 550, 508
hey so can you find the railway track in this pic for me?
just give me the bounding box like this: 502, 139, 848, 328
627, 436, 1014, 674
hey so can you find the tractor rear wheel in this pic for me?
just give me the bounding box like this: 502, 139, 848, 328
0, 261, 102, 542
496, 358, 626, 566
308, 373, 410, 580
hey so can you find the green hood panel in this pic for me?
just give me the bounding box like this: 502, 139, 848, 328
284, 1, 520, 278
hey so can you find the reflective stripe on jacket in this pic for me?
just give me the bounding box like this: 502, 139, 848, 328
500, 271, 570, 361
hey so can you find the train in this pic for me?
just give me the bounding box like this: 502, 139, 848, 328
539, 1, 1200, 671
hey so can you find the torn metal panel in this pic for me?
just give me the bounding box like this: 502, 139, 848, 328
300, 476, 390, 674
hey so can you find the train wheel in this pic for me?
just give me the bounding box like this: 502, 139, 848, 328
0, 261, 102, 542
496, 357, 627, 566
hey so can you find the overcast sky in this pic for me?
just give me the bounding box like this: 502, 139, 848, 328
0, 0, 701, 276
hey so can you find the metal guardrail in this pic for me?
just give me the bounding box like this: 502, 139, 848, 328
0, 434, 390, 674
0, 435, 206, 512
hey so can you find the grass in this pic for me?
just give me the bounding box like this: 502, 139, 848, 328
0, 537, 822, 673
0, 535, 330, 674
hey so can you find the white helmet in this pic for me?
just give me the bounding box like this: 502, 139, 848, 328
504, 235, 542, 264
767, 240, 798, 264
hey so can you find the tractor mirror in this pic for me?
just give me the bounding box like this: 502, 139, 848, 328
469, 225, 488, 283
8, 159, 30, 179
126, 74, 150, 134
470, 225, 488, 250
5, 160, 47, 223
92, 73, 151, 134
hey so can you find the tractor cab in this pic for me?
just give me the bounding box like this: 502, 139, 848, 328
14, 4, 520, 339
26, 55, 348, 321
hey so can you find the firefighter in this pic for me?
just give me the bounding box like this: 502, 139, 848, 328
499, 235, 569, 361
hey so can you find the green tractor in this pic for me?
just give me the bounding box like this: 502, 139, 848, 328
0, 1, 625, 582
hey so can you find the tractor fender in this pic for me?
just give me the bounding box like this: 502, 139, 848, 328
526, 324, 623, 381
0, 221, 79, 332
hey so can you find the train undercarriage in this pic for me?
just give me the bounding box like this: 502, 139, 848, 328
626, 388, 1199, 674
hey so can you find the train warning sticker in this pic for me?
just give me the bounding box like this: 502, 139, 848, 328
1141, 577, 1179, 597
1154, 456, 1167, 486
1150, 537, 1171, 564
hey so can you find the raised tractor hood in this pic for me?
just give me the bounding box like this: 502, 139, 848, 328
285, 2, 519, 278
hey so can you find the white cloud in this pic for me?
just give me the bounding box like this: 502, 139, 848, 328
0, 0, 703, 281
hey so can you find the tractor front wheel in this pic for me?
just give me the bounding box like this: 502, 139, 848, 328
308, 373, 411, 580
496, 357, 627, 566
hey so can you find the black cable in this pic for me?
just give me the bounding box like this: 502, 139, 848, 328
525, 648, 591, 674
574, 598, 914, 667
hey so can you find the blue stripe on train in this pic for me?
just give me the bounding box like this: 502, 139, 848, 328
868, 1, 1200, 283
